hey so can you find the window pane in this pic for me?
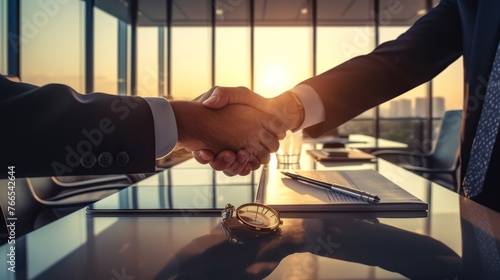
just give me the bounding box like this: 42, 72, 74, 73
137, 27, 159, 97
433, 57, 464, 114
171, 27, 211, 99
94, 7, 118, 94
317, 26, 376, 135
317, 0, 375, 136
379, 0, 426, 27
215, 27, 251, 87
317, 27, 375, 73
378, 0, 429, 148
215, 0, 251, 88
20, 0, 84, 91
171, 0, 211, 100
254, 27, 313, 98
379, 26, 428, 120
95, 0, 129, 95
254, 0, 313, 98
0, 0, 6, 73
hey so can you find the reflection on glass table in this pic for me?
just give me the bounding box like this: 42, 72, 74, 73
1, 156, 499, 279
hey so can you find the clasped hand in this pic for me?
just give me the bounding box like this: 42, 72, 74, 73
173, 87, 291, 175
189, 86, 302, 176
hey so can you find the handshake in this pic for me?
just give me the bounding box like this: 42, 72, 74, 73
171, 86, 305, 176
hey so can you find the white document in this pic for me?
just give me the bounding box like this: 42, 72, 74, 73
256, 168, 428, 212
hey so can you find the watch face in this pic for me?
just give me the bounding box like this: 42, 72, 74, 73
236, 203, 281, 231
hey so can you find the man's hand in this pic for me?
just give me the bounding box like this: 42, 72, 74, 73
202, 87, 304, 130
192, 86, 304, 176
172, 100, 285, 171
193, 149, 255, 176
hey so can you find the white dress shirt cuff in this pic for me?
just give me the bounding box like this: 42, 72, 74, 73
144, 97, 178, 159
288, 84, 325, 130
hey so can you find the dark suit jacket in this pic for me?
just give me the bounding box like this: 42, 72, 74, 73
302, 0, 500, 211
0, 75, 157, 178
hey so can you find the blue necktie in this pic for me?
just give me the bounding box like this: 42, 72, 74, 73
463, 42, 500, 198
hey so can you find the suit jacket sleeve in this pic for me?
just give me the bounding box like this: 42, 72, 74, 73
302, 0, 463, 137
0, 75, 161, 178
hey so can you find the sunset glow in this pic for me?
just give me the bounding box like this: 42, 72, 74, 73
259, 63, 287, 96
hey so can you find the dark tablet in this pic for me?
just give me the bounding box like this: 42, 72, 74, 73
87, 184, 252, 214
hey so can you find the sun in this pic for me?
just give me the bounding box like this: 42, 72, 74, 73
259, 63, 288, 97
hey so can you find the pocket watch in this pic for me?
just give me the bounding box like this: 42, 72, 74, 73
221, 203, 283, 243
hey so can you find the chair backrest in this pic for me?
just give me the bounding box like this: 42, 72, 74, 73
4, 75, 21, 82
430, 110, 462, 169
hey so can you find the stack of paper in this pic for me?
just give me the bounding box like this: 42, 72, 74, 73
256, 168, 428, 212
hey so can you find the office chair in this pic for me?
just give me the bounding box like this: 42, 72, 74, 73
29, 149, 192, 206
50, 174, 130, 187
0, 176, 127, 242
4, 74, 21, 82
26, 174, 149, 207
372, 110, 462, 191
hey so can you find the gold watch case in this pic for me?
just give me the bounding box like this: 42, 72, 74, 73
221, 203, 283, 243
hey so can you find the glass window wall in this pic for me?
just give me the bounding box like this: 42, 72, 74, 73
254, 0, 313, 98
171, 26, 211, 100
95, 0, 129, 95
20, 0, 84, 91
431, 57, 464, 142
433, 58, 464, 114
254, 26, 313, 98
94, 7, 118, 94
377, 0, 430, 149
137, 26, 160, 97
317, 0, 376, 137
8, 0, 465, 149
171, 0, 212, 100
379, 26, 430, 148
215, 0, 251, 88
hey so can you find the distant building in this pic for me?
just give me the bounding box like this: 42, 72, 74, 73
365, 97, 447, 118
389, 99, 412, 117
415, 97, 426, 117
414, 97, 446, 118
433, 97, 445, 118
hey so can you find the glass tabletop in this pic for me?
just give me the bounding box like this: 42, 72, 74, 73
1, 147, 499, 280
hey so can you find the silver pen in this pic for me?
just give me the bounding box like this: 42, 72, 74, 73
281, 171, 380, 204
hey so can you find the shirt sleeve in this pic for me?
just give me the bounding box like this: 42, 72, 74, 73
288, 84, 326, 131
144, 97, 178, 159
